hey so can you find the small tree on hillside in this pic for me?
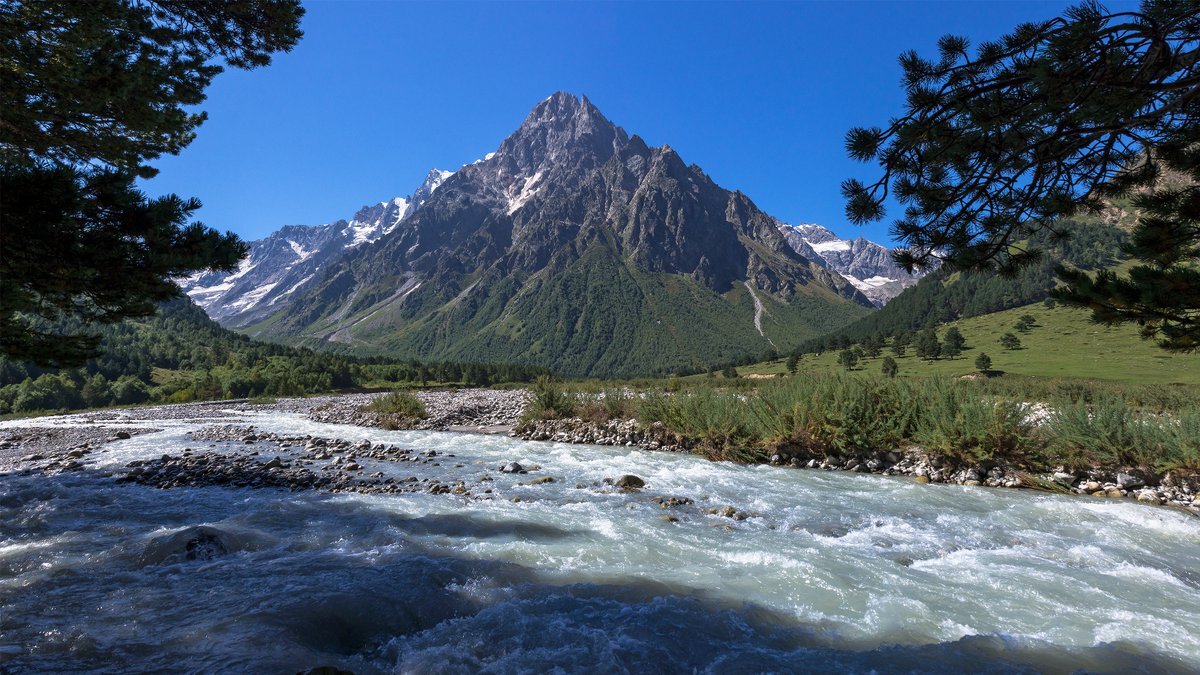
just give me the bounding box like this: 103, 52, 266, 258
1000, 333, 1022, 350
881, 356, 898, 378
839, 349, 859, 371
942, 327, 966, 359
786, 353, 800, 374
862, 335, 884, 359
721, 366, 738, 379
915, 328, 941, 361
975, 352, 992, 372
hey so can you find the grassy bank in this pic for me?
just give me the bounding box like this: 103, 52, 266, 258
737, 303, 1200, 385
524, 374, 1200, 474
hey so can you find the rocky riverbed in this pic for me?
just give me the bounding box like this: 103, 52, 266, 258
3, 388, 1197, 513
4, 396, 1200, 673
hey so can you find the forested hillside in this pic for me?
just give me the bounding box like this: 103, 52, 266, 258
0, 300, 545, 414
800, 220, 1129, 352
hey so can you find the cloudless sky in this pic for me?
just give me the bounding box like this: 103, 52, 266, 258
142, 0, 1137, 245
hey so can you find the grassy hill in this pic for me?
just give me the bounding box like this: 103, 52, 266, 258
734, 301, 1199, 386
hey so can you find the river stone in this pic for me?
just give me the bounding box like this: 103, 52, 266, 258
1117, 472, 1144, 489
1106, 488, 1125, 498
500, 462, 524, 474
263, 457, 283, 469
615, 474, 645, 489
529, 476, 555, 485
114, 431, 131, 439
914, 475, 930, 484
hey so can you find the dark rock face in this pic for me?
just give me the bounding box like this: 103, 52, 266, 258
240, 93, 873, 375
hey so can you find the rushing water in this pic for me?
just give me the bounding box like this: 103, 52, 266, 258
2, 407, 1199, 674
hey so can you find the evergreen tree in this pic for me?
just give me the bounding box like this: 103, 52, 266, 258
915, 328, 941, 361
881, 356, 898, 378
862, 335, 883, 359
942, 327, 966, 359
844, 1, 1200, 351
721, 366, 738, 379
1000, 333, 1022, 350
838, 349, 859, 371
786, 352, 800, 374
975, 352, 992, 372
0, 0, 304, 365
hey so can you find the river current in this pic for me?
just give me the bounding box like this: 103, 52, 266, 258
2, 407, 1198, 673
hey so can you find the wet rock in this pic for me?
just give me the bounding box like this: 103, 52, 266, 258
500, 462, 525, 474
114, 431, 131, 440
528, 476, 555, 485
1117, 472, 1144, 489
614, 474, 645, 489
914, 475, 930, 484
263, 457, 284, 469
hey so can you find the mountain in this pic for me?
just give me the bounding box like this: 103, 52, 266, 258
179, 168, 453, 327
777, 223, 932, 306
238, 92, 873, 377
801, 218, 1130, 352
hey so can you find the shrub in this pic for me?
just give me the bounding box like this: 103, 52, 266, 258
365, 391, 427, 419
525, 376, 576, 420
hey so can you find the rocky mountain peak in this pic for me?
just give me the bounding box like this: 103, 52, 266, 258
490, 92, 630, 177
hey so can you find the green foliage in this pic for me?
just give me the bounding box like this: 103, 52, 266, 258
0, 299, 545, 415
915, 327, 941, 361
0, 0, 304, 365
1044, 397, 1200, 471
838, 349, 859, 371
364, 391, 427, 419
1000, 333, 1022, 350
805, 220, 1130, 354
911, 380, 1034, 463
844, 1, 1199, 351
786, 353, 800, 374
942, 327, 965, 359
881, 356, 898, 378
0, 163, 246, 365
974, 352, 992, 372
525, 376, 576, 421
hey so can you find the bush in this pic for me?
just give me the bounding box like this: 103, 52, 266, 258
365, 391, 427, 419
911, 380, 1035, 463
525, 376, 576, 420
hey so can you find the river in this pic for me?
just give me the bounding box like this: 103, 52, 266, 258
2, 405, 1198, 673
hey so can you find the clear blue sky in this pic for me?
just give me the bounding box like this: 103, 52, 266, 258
142, 0, 1134, 245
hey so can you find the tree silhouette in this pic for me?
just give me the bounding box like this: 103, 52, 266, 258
844, 2, 1200, 351
1, 1, 305, 365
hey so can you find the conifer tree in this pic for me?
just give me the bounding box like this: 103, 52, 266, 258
844, 1, 1200, 351
839, 349, 859, 371
975, 352, 993, 372
942, 327, 966, 359
881, 356, 898, 378
915, 327, 941, 361
0, 0, 305, 365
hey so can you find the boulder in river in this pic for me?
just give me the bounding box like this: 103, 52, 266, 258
614, 474, 645, 489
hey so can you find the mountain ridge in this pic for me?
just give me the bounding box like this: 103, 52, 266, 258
200, 93, 875, 376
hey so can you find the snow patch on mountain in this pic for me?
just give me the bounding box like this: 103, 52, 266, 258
178, 167, 454, 327
778, 222, 934, 307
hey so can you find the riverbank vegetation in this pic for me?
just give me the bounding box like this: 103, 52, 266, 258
0, 301, 547, 416
523, 373, 1200, 474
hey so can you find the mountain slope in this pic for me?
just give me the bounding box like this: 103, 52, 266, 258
802, 218, 1131, 351
778, 223, 933, 306
244, 93, 871, 377
180, 169, 452, 327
